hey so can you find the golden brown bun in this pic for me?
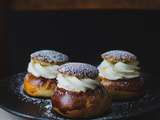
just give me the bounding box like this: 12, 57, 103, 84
51, 86, 111, 118
99, 77, 144, 100
23, 73, 57, 97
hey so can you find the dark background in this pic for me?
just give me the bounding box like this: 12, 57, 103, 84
5, 11, 160, 76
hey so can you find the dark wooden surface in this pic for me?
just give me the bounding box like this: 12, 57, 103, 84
11, 0, 160, 10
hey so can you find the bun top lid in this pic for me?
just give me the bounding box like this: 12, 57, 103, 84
58, 62, 99, 79
101, 50, 137, 64
31, 50, 69, 65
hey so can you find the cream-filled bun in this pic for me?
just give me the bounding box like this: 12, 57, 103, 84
51, 62, 111, 118
23, 50, 69, 97
98, 50, 144, 100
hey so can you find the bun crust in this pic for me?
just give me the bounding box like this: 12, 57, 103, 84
99, 77, 144, 100
52, 87, 111, 118
23, 73, 57, 97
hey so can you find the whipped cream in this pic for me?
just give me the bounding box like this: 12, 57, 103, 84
28, 61, 59, 79
98, 60, 140, 80
57, 73, 100, 92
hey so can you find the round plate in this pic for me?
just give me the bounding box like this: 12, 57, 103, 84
0, 72, 160, 120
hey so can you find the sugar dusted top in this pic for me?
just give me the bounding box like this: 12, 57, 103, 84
101, 50, 137, 63
58, 62, 99, 79
31, 50, 69, 64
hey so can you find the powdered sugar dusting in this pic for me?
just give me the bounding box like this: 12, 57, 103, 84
102, 50, 137, 62
58, 62, 99, 79
31, 50, 69, 63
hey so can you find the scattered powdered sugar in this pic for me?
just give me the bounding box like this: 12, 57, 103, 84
58, 62, 99, 79
31, 50, 69, 63
102, 50, 137, 62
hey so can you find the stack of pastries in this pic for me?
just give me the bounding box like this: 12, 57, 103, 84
23, 49, 144, 118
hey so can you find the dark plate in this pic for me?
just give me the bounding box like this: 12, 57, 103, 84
0, 72, 160, 120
